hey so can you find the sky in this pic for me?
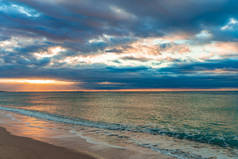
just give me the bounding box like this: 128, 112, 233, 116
0, 0, 238, 91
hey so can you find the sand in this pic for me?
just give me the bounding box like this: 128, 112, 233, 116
0, 127, 96, 159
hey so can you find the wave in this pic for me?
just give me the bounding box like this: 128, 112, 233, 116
0, 106, 237, 149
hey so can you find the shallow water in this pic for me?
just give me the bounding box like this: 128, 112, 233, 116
0, 91, 238, 158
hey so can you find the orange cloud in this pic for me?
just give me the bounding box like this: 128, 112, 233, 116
53, 34, 238, 69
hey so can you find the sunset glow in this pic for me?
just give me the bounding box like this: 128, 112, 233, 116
0, 79, 75, 85
0, 78, 79, 92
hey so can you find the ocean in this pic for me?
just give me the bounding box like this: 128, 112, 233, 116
0, 91, 238, 159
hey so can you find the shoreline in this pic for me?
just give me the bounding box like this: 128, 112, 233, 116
0, 125, 169, 159
0, 127, 97, 159
0, 110, 173, 159
1, 108, 236, 159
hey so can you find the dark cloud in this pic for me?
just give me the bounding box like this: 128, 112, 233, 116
0, 59, 237, 89
2, 0, 236, 41
158, 59, 238, 74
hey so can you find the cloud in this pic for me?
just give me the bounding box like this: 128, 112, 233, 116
1, 0, 238, 90
53, 36, 238, 70
0, 0, 41, 17
1, 0, 236, 42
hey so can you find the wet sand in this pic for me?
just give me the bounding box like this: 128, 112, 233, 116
0, 127, 96, 159
0, 111, 174, 159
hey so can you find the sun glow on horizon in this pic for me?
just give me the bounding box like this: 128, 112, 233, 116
0, 78, 80, 92
0, 78, 76, 85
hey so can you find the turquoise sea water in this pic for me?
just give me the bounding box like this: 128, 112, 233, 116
0, 91, 238, 158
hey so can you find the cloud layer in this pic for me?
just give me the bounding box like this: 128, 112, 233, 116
0, 0, 238, 90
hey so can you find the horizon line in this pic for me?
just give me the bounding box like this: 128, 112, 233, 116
2, 88, 238, 92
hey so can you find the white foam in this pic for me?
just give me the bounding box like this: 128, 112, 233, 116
70, 129, 124, 149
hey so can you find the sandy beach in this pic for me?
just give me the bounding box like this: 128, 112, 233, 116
0, 127, 96, 159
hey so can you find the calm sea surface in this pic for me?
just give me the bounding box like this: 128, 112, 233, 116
0, 91, 238, 158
